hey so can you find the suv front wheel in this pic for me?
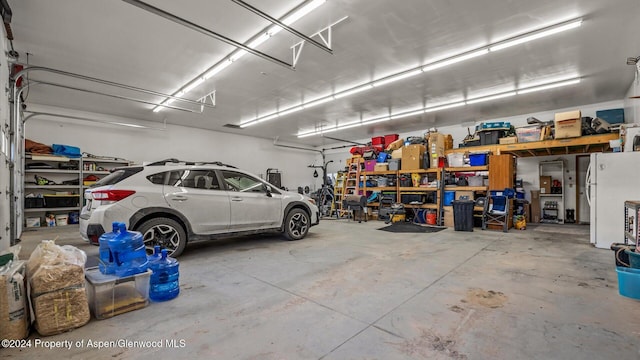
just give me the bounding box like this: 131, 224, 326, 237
284, 208, 310, 241
137, 217, 187, 257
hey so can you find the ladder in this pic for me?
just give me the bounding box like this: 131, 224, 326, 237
344, 157, 364, 197
330, 171, 346, 217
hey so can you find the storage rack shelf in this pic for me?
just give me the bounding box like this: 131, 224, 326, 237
445, 133, 618, 157
23, 153, 132, 230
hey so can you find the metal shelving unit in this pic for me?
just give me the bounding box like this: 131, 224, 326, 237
539, 160, 565, 224
23, 153, 131, 230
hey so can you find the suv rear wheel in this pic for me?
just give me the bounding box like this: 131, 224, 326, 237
284, 208, 310, 241
137, 217, 187, 257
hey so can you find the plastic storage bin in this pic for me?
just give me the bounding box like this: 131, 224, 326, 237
44, 195, 79, 208
371, 136, 385, 146
596, 108, 624, 124
377, 152, 389, 163
384, 134, 399, 145
516, 126, 542, 143
625, 250, 640, 269
443, 191, 455, 206
452, 200, 474, 231
447, 153, 464, 167
479, 130, 503, 145
365, 160, 376, 172
25, 197, 44, 208
388, 159, 401, 171
616, 266, 640, 300
468, 176, 484, 187
469, 153, 488, 166
85, 267, 151, 319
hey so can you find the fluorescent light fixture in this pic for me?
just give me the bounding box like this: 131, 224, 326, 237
305, 96, 334, 108
334, 84, 373, 99
248, 33, 271, 48
240, 113, 280, 128
109, 122, 148, 129
517, 78, 581, 94
363, 116, 390, 125
422, 49, 490, 72
490, 19, 583, 52
183, 78, 205, 94
203, 61, 232, 79
279, 105, 305, 116
282, 0, 326, 25
295, 76, 581, 138
424, 101, 466, 113
390, 109, 425, 120
373, 69, 423, 87
248, 17, 584, 127
466, 91, 516, 104
153, 0, 326, 112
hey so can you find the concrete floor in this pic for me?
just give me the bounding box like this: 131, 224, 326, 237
5, 220, 640, 359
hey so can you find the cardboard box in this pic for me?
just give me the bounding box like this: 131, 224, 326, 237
455, 190, 475, 201
554, 110, 582, 139
386, 138, 404, 151
26, 217, 40, 228
499, 136, 518, 144
530, 190, 541, 223
391, 148, 403, 159
374, 163, 388, 172
428, 133, 445, 168
401, 144, 426, 170
443, 206, 454, 227
540, 176, 552, 194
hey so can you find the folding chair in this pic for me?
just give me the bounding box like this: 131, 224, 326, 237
481, 194, 510, 232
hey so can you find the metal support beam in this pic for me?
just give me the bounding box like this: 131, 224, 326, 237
290, 16, 348, 66
199, 91, 216, 112
231, 0, 332, 55
122, 0, 294, 70
33, 80, 212, 113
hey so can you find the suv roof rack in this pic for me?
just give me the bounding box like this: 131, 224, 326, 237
146, 159, 236, 168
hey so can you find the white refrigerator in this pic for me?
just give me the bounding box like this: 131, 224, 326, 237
587, 152, 640, 249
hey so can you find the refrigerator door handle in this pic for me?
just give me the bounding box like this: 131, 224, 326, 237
585, 163, 592, 207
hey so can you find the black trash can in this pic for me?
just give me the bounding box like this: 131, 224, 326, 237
452, 200, 474, 231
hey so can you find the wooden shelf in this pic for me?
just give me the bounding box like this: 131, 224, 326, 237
404, 204, 438, 209
397, 168, 440, 174
444, 186, 488, 191
398, 187, 438, 192
540, 193, 563, 197
362, 170, 397, 175
445, 166, 488, 172
365, 187, 396, 191
445, 133, 619, 157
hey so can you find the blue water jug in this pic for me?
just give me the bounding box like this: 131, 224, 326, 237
148, 245, 161, 262
111, 223, 149, 277
98, 222, 120, 275
149, 249, 180, 301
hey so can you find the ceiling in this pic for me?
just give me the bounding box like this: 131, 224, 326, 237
10, 0, 640, 147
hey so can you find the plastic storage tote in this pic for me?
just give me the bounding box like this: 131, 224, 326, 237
616, 266, 640, 300
85, 267, 151, 319
443, 191, 455, 206
469, 153, 488, 166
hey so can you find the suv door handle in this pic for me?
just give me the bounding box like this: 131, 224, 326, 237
170, 196, 188, 202
231, 197, 243, 202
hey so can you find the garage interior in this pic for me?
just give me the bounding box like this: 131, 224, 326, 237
2, 0, 640, 359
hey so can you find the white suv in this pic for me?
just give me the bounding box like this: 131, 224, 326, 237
80, 160, 320, 256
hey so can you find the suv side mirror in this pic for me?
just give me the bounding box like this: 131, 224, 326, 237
264, 184, 273, 197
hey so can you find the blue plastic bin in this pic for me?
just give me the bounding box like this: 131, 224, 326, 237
443, 191, 455, 206
469, 153, 488, 166
616, 266, 640, 300
377, 152, 389, 163
596, 108, 624, 124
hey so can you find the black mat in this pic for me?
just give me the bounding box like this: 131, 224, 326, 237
378, 222, 446, 233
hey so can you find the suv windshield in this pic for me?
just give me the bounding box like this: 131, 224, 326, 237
93, 167, 143, 187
